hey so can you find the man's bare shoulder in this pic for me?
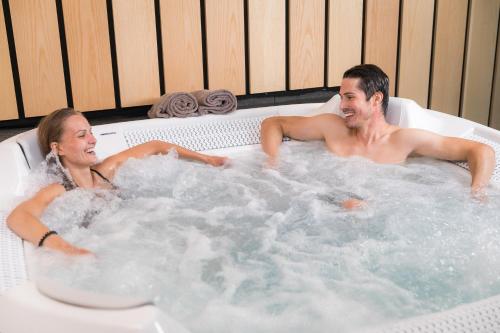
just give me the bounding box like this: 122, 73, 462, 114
391, 127, 439, 141
309, 113, 344, 121
306, 113, 346, 128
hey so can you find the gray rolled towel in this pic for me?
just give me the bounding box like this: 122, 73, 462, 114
148, 92, 202, 118
191, 89, 237, 114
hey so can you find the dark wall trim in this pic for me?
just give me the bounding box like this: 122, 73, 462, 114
154, 0, 165, 95
200, 0, 209, 89
0, 87, 338, 129
285, 0, 290, 91
106, 0, 121, 109
324, 0, 329, 88
55, 0, 73, 108
2, 0, 24, 119
395, 0, 403, 97
459, 0, 472, 118
243, 0, 250, 95
427, 0, 439, 109
361, 0, 366, 64
488, 5, 500, 127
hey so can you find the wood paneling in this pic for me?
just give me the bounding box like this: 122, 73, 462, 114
397, 0, 434, 108
10, 0, 67, 117
490, 19, 500, 130
62, 0, 114, 111
289, 0, 325, 90
113, 0, 160, 107
429, 0, 468, 116
0, 1, 18, 120
248, 0, 285, 93
205, 0, 246, 95
461, 0, 500, 125
364, 0, 400, 96
160, 0, 204, 92
328, 0, 363, 87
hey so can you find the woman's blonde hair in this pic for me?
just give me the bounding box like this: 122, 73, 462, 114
37, 108, 82, 156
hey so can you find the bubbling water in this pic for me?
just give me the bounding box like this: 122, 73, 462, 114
32, 142, 500, 333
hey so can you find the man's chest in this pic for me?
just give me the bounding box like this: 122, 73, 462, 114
324, 137, 410, 164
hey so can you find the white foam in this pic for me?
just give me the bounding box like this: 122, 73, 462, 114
29, 143, 500, 333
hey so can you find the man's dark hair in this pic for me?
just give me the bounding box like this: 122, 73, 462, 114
343, 64, 389, 115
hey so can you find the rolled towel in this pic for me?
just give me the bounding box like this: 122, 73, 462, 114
191, 89, 237, 114
148, 92, 201, 118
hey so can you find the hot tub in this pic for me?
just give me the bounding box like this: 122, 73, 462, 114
0, 96, 499, 333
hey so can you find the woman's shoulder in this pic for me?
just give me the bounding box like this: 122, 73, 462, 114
25, 183, 66, 207
38, 183, 66, 198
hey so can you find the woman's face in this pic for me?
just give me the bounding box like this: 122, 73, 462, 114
54, 114, 97, 167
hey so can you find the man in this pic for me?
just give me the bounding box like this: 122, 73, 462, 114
260, 64, 495, 196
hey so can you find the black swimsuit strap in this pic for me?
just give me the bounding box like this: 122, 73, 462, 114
90, 168, 113, 185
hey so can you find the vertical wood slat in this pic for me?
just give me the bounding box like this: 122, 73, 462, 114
328, 0, 363, 87
397, 0, 434, 108
62, 0, 115, 111
429, 0, 468, 116
490, 17, 500, 130
461, 0, 500, 125
248, 0, 285, 94
364, 0, 400, 96
205, 0, 246, 95
160, 0, 204, 93
113, 0, 160, 107
0, 0, 18, 120
10, 0, 67, 117
289, 0, 325, 90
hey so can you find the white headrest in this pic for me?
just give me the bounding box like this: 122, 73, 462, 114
16, 128, 45, 170
310, 94, 426, 127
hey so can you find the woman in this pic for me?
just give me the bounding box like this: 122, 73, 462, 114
6, 108, 227, 255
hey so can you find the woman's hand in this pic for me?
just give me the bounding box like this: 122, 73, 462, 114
44, 234, 93, 256
204, 155, 229, 167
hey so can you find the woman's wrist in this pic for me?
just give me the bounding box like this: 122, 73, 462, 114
38, 230, 58, 247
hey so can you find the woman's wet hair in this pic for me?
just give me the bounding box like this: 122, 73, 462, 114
343, 64, 389, 115
37, 107, 82, 157
38, 108, 82, 191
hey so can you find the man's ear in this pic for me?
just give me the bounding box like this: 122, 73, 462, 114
372, 91, 383, 106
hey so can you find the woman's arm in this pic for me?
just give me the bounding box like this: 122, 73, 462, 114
97, 140, 228, 177
6, 184, 91, 255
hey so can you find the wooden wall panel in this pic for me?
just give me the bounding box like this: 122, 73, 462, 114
248, 0, 285, 94
289, 0, 325, 90
461, 0, 500, 125
160, 0, 204, 93
429, 0, 468, 116
364, 0, 400, 96
62, 0, 115, 111
205, 0, 246, 95
10, 0, 67, 117
0, 0, 18, 120
113, 0, 160, 107
490, 21, 500, 130
328, 0, 362, 87
397, 0, 434, 108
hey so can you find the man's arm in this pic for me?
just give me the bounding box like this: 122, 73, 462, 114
407, 129, 496, 192
260, 114, 343, 163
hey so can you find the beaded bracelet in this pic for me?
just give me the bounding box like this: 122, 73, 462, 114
38, 230, 58, 247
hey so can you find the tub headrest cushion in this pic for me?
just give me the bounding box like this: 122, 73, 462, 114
311, 94, 425, 128
16, 128, 44, 170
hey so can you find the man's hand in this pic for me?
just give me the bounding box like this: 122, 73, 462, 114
342, 198, 366, 210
